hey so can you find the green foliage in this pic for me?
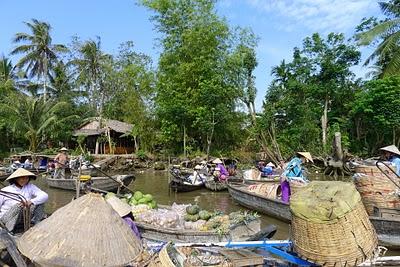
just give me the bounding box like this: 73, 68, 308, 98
351, 76, 400, 153
141, 0, 248, 154
355, 0, 400, 76
263, 33, 361, 158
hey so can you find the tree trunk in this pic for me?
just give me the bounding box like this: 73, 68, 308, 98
333, 132, 343, 161
43, 57, 48, 102
321, 98, 328, 149
183, 125, 186, 158
206, 111, 215, 159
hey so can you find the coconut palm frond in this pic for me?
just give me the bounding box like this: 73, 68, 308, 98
355, 18, 400, 45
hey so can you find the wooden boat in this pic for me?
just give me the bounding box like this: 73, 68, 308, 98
369, 207, 400, 249
228, 181, 400, 248
204, 178, 228, 191
227, 181, 291, 222
46, 174, 135, 192
136, 218, 262, 243
169, 168, 205, 192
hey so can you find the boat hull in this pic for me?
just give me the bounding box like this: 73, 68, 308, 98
227, 181, 291, 222
136, 218, 261, 243
46, 175, 135, 192
169, 180, 204, 192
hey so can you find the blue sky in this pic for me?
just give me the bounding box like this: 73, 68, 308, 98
0, 0, 380, 110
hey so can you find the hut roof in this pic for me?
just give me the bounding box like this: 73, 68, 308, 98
73, 117, 133, 136
17, 193, 142, 267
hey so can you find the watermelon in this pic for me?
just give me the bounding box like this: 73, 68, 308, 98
144, 194, 153, 202
133, 191, 143, 201
129, 198, 138, 206
186, 205, 200, 215
199, 210, 211, 220
138, 198, 147, 204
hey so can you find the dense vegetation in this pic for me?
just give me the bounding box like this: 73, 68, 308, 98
0, 0, 399, 161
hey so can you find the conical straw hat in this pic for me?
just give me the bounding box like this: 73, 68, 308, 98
266, 162, 275, 167
212, 158, 223, 164
18, 193, 142, 267
106, 196, 131, 217
6, 168, 36, 181
297, 152, 314, 163
380, 145, 400, 156
60, 147, 68, 151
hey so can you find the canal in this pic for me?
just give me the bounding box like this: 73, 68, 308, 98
34, 170, 399, 255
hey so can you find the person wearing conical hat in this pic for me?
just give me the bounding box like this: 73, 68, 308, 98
212, 158, 229, 181
280, 152, 313, 203
0, 168, 48, 232
106, 196, 141, 239
54, 147, 69, 179
380, 145, 400, 176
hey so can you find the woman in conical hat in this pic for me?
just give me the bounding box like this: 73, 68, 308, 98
280, 152, 313, 203
380, 145, 400, 176
0, 168, 48, 232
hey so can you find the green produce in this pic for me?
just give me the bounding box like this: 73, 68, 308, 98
186, 205, 200, 215
144, 194, 153, 202
191, 214, 199, 222
184, 214, 191, 221
129, 198, 138, 206
199, 210, 211, 220
104, 192, 115, 200
150, 200, 157, 209
138, 198, 148, 204
134, 191, 143, 201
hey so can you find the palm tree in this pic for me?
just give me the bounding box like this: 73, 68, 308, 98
72, 37, 108, 113
355, 0, 400, 75
0, 56, 17, 82
0, 93, 74, 151
11, 19, 67, 101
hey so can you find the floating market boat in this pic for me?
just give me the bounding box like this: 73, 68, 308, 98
204, 177, 228, 191
169, 168, 205, 192
46, 174, 135, 192
228, 181, 400, 248
227, 181, 290, 222
136, 218, 263, 243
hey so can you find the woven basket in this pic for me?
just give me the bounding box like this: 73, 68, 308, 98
353, 174, 400, 215
355, 165, 396, 178
289, 180, 308, 195
292, 200, 378, 266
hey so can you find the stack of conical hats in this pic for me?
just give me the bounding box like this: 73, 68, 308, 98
17, 193, 142, 267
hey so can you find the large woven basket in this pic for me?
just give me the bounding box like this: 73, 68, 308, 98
354, 165, 396, 178
289, 179, 308, 195
291, 181, 378, 267
353, 173, 400, 215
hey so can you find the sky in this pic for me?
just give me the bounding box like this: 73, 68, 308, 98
0, 0, 381, 110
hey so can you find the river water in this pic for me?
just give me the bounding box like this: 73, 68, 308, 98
34, 170, 399, 255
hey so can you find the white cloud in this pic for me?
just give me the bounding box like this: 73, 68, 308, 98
246, 0, 379, 33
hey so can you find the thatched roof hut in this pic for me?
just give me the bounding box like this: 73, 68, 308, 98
73, 117, 135, 154
17, 193, 142, 267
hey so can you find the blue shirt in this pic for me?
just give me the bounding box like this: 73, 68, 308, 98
282, 157, 308, 182
389, 156, 400, 176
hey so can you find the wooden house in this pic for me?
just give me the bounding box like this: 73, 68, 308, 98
73, 118, 135, 154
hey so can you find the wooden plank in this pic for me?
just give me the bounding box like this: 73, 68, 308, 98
220, 249, 264, 267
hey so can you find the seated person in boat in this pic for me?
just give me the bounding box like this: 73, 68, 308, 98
262, 162, 275, 176
280, 152, 312, 203
24, 157, 33, 169
379, 145, 400, 176
106, 196, 141, 239
38, 156, 48, 170
54, 147, 69, 179
11, 157, 22, 170
212, 158, 229, 181
0, 168, 48, 232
